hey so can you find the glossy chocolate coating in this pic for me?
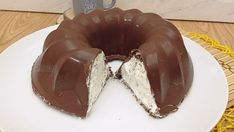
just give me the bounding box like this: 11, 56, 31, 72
31, 8, 193, 117
32, 48, 101, 117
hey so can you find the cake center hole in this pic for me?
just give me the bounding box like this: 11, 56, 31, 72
107, 60, 123, 73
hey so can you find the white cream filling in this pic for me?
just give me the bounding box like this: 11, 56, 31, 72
87, 52, 109, 113
121, 56, 158, 115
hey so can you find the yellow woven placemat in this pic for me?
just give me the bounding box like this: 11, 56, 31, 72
182, 31, 234, 131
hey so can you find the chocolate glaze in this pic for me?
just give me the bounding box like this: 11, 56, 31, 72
31, 7, 193, 118
32, 48, 102, 117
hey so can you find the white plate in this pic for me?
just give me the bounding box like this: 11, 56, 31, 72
0, 25, 228, 132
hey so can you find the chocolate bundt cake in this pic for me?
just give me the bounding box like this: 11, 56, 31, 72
31, 8, 193, 118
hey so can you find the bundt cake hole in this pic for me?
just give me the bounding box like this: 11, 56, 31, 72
107, 60, 123, 73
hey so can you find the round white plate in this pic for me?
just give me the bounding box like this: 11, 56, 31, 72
0, 25, 228, 132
